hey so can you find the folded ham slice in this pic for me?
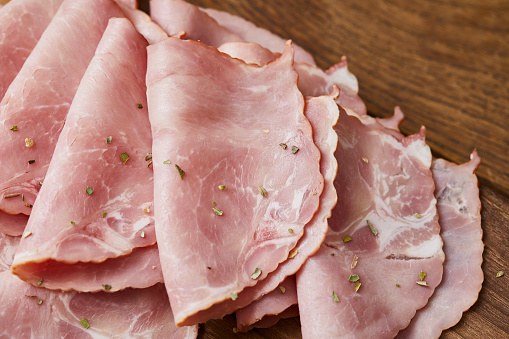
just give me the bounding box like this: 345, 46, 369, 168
147, 38, 324, 326
0, 232, 18, 271
297, 109, 444, 338
0, 271, 198, 338
0, 0, 63, 99
11, 18, 163, 292
397, 151, 483, 338
0, 0, 124, 236
118, 3, 168, 44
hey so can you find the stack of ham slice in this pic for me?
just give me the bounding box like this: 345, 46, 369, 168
0, 0, 483, 338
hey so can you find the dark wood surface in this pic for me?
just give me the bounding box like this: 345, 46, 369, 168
142, 1, 509, 338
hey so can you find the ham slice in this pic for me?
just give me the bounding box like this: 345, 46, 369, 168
297, 109, 444, 338
203, 6, 316, 65
0, 232, 18, 271
397, 151, 483, 338
147, 38, 324, 326
0, 0, 63, 99
11, 18, 163, 292
0, 271, 198, 338
178, 88, 340, 324
118, 3, 168, 44
236, 276, 299, 332
0, 0, 125, 236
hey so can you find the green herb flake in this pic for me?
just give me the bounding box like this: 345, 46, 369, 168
71, 221, 76, 226
212, 201, 217, 205
396, 284, 401, 288
332, 291, 340, 303
343, 235, 352, 243
415, 213, 422, 219
288, 228, 294, 234
102, 212, 107, 218
348, 274, 360, 282
80, 318, 90, 329
85, 187, 94, 195
313, 192, 317, 195
230, 293, 238, 301
175, 164, 185, 179
28, 160, 35, 164
36, 278, 43, 286
25, 203, 32, 208
213, 207, 223, 216
291, 145, 299, 154
10, 126, 18, 131
102, 284, 112, 291
145, 153, 152, 161
367, 220, 378, 236
39, 181, 43, 186
258, 185, 267, 197
120, 152, 130, 164
419, 271, 427, 281
233, 327, 238, 334
354, 281, 361, 292
496, 271, 504, 278
416, 281, 428, 287
251, 268, 262, 280
4, 193, 21, 199
279, 143, 287, 150
288, 250, 298, 259
106, 136, 112, 144
137, 103, 143, 109
24, 295, 37, 298
218, 185, 226, 190
163, 159, 171, 164
37, 299, 43, 305
22, 194, 24, 201
278, 286, 286, 294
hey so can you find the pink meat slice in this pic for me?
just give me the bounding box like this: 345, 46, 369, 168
203, 7, 316, 65
118, 3, 168, 44
178, 87, 340, 325
11, 18, 162, 292
147, 39, 324, 326
0, 0, 63, 99
0, 271, 198, 338
236, 276, 299, 332
397, 151, 483, 339
0, 0, 125, 236
0, 232, 19, 272
297, 109, 444, 338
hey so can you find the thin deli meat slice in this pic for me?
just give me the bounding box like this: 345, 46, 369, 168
0, 0, 124, 236
397, 151, 483, 339
0, 0, 63, 99
0, 232, 18, 272
118, 3, 168, 44
186, 86, 340, 325
297, 109, 444, 338
11, 18, 162, 292
236, 276, 299, 332
147, 38, 323, 326
0, 271, 198, 338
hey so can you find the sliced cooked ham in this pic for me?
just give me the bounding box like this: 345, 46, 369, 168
297, 109, 444, 338
0, 0, 63, 99
147, 38, 324, 326
0, 0, 125, 236
0, 271, 198, 338
0, 232, 18, 271
179, 88, 340, 324
118, 3, 168, 44
11, 18, 163, 292
203, 7, 316, 65
236, 276, 299, 332
397, 151, 483, 339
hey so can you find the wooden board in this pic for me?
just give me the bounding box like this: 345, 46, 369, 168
138, 0, 508, 337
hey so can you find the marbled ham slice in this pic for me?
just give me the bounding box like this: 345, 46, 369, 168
118, 3, 168, 44
11, 18, 162, 292
397, 151, 483, 339
185, 87, 341, 324
0, 232, 18, 271
297, 109, 444, 338
0, 0, 63, 99
236, 276, 299, 332
0, 0, 124, 236
147, 38, 323, 326
0, 271, 198, 338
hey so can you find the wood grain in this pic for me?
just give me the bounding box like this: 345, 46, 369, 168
137, 0, 508, 337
